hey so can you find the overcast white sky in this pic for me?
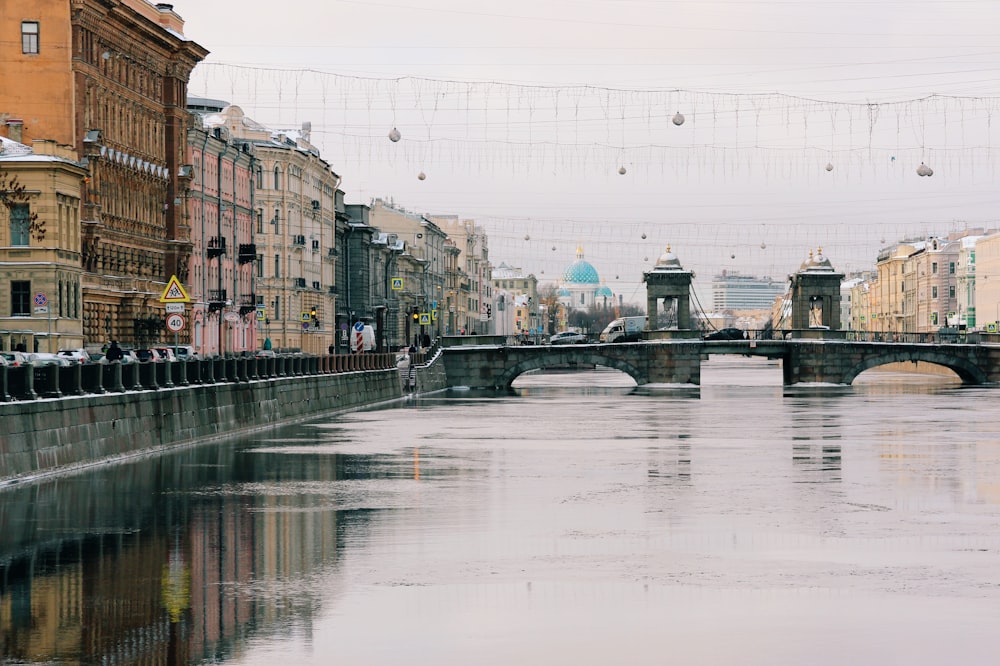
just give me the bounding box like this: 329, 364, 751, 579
179, 0, 1000, 299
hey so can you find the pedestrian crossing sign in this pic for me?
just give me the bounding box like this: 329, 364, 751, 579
391, 277, 404, 291
159, 275, 191, 303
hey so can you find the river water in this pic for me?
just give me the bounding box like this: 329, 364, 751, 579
2, 357, 1000, 665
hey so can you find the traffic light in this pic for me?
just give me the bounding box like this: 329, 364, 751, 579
310, 307, 318, 328
486, 305, 492, 318
412, 307, 419, 321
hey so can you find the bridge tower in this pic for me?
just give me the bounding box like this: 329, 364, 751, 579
789, 248, 844, 330
644, 246, 693, 330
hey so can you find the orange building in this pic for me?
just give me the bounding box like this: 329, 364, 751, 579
0, 1, 207, 347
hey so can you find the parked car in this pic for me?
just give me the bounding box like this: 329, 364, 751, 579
153, 348, 177, 362
28, 353, 73, 367
549, 331, 589, 345
172, 345, 199, 361
703, 327, 746, 341
58, 348, 91, 364
0, 351, 30, 367
134, 349, 161, 363
255, 349, 276, 359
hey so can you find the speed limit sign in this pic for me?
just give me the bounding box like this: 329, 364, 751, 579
165, 313, 185, 332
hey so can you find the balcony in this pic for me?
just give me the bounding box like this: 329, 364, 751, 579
208, 289, 227, 312
292, 234, 306, 247
238, 243, 257, 264
312, 280, 321, 290
207, 236, 226, 259
293, 277, 306, 289
327, 285, 338, 295
239, 293, 257, 316
311, 240, 320, 252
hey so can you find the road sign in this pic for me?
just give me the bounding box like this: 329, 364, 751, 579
431, 309, 438, 321
300, 312, 311, 322
34, 306, 48, 315
419, 313, 430, 325
159, 275, 191, 303
33, 293, 47, 307
165, 303, 185, 313
354, 321, 365, 332
165, 313, 185, 332
256, 309, 266, 321
391, 277, 403, 291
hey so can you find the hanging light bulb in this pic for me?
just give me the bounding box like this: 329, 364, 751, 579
552, 246, 556, 251
618, 166, 627, 175
672, 111, 685, 126
417, 171, 426, 180
916, 162, 933, 177
388, 127, 401, 142
615, 275, 619, 280
760, 242, 767, 250
524, 234, 530, 241
825, 163, 834, 172
730, 254, 736, 259
641, 232, 647, 239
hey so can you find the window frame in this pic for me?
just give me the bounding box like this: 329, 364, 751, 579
21, 21, 39, 55
9, 203, 31, 246
11, 280, 31, 316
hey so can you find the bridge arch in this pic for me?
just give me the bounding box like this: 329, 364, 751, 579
843, 349, 987, 385
495, 351, 647, 388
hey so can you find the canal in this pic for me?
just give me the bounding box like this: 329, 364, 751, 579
2, 357, 999, 664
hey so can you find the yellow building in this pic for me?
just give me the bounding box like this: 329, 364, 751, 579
0, 137, 87, 352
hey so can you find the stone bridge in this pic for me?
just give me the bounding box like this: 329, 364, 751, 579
442, 340, 1000, 388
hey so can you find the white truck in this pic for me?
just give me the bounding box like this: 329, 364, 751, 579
599, 316, 647, 343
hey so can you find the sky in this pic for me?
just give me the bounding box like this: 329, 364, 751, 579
177, 0, 1000, 303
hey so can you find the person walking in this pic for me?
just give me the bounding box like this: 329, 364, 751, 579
106, 340, 124, 362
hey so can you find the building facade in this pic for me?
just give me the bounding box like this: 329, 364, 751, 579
0, 137, 88, 352
205, 106, 340, 354
1, 0, 208, 348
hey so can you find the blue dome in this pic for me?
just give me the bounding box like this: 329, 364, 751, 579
562, 246, 600, 284
595, 285, 613, 297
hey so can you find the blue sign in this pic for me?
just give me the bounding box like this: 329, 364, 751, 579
33, 293, 47, 307
353, 321, 365, 332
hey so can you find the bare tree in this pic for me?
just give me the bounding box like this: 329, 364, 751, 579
0, 169, 45, 243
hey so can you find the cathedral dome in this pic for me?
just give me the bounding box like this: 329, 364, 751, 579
562, 246, 600, 284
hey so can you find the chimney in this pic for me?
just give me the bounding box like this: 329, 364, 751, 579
5, 119, 24, 143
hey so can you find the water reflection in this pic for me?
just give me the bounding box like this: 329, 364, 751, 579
3, 360, 1000, 664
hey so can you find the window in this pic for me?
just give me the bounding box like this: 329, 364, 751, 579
9, 204, 30, 245
274, 295, 281, 320
256, 255, 263, 278
273, 166, 281, 190
274, 254, 280, 278
256, 209, 263, 234
273, 208, 280, 234
11, 281, 30, 316
932, 262, 938, 274
21, 22, 39, 55
949, 285, 956, 299
256, 166, 263, 189
949, 262, 956, 274
932, 286, 938, 299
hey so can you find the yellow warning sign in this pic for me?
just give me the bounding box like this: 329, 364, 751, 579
159, 275, 191, 303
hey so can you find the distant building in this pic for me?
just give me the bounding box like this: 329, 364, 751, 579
557, 246, 613, 310
711, 271, 786, 310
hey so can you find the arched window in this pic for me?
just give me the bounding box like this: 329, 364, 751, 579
273, 166, 281, 190
256, 165, 263, 189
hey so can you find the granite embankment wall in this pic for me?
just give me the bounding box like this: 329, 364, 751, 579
0, 355, 449, 485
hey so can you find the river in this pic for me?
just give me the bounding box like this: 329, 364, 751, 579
2, 357, 999, 664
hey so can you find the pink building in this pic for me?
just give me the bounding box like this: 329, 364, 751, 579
186, 120, 258, 356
